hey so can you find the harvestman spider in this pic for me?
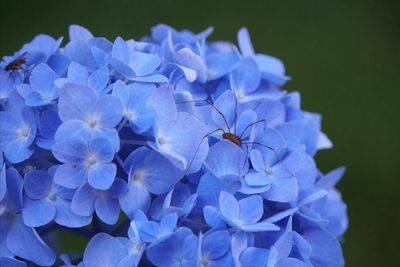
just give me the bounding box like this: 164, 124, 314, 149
177, 96, 294, 178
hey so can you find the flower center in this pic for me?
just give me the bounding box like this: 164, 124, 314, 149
20, 127, 29, 138
264, 165, 273, 175
87, 154, 97, 166
158, 137, 167, 146
133, 172, 143, 181
87, 119, 98, 128
236, 90, 246, 100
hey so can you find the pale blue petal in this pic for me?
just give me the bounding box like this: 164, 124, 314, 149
219, 191, 239, 222
238, 195, 263, 225
175, 48, 207, 83
240, 220, 279, 232
67, 62, 89, 85
58, 83, 99, 122
69, 25, 93, 42
237, 28, 255, 57
230, 58, 261, 94
99, 95, 123, 128
132, 51, 161, 76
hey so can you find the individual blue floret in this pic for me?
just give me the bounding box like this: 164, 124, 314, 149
22, 167, 92, 227
0, 107, 36, 163
0, 168, 55, 266
52, 136, 117, 190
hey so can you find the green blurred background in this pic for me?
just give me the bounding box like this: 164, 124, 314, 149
1, 0, 399, 266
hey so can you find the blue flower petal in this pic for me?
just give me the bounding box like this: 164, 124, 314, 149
7, 218, 55, 266
206, 140, 248, 179
88, 163, 116, 190
230, 58, 261, 94
95, 195, 120, 225
71, 182, 97, 216
22, 197, 55, 227
83, 233, 127, 267
303, 230, 344, 267
238, 195, 263, 225
23, 170, 52, 199
69, 25, 93, 42
219, 191, 239, 223
54, 197, 92, 227
237, 28, 255, 57
119, 181, 151, 219
240, 247, 269, 267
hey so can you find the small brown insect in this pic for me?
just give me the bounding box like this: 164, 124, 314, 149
5, 52, 28, 72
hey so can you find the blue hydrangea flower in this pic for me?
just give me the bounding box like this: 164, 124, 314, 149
147, 85, 209, 173
52, 136, 117, 190
198, 230, 234, 266
0, 168, 55, 266
16, 63, 59, 106
218, 191, 279, 232
55, 61, 110, 94
0, 107, 36, 163
111, 80, 156, 133
110, 37, 167, 83
146, 227, 197, 266
71, 178, 126, 225
56, 83, 123, 152
119, 147, 183, 218
22, 167, 92, 227
0, 24, 347, 267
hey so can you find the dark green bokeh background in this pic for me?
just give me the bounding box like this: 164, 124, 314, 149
1, 0, 399, 266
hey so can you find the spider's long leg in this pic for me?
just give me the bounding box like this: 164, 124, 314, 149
242, 141, 295, 178
239, 119, 267, 140
184, 128, 225, 175
176, 99, 231, 133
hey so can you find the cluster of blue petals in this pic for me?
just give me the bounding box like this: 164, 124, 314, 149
0, 25, 347, 267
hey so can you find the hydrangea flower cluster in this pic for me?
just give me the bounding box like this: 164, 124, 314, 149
0, 25, 348, 267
